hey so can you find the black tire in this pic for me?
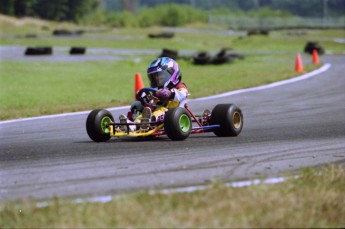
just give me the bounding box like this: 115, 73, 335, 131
210, 104, 243, 137
193, 51, 211, 65
304, 41, 325, 55
164, 107, 192, 141
69, 47, 86, 55
159, 48, 178, 60
24, 47, 52, 55
86, 109, 114, 142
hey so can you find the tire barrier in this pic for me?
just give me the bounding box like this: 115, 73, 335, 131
24, 47, 88, 56
148, 32, 174, 39
52, 29, 84, 36
193, 51, 212, 65
158, 48, 178, 60
211, 48, 233, 65
24, 47, 53, 56
14, 34, 37, 39
304, 41, 325, 55
69, 47, 86, 55
247, 28, 270, 36
193, 48, 244, 65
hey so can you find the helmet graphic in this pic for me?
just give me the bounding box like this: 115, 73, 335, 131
147, 57, 181, 89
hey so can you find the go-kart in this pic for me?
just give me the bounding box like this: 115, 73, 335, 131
86, 88, 243, 142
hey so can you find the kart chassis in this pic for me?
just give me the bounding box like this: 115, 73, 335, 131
108, 103, 220, 137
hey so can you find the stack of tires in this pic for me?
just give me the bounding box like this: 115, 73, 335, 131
304, 42, 325, 55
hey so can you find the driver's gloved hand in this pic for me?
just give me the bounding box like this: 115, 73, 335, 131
156, 89, 172, 99
130, 101, 143, 113
136, 88, 157, 104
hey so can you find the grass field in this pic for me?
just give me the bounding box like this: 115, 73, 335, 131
1, 15, 344, 52
1, 164, 344, 228
1, 28, 344, 51
0, 55, 319, 120
1, 15, 343, 120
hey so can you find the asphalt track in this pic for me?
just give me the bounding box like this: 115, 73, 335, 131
0, 55, 344, 201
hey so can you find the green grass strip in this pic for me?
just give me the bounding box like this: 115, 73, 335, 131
1, 164, 344, 228
0, 55, 319, 120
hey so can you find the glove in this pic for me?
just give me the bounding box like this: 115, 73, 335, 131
156, 89, 172, 99
136, 88, 157, 104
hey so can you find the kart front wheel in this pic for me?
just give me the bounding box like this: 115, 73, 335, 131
86, 109, 114, 142
210, 104, 243, 137
164, 107, 192, 141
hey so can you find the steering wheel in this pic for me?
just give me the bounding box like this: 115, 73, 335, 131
136, 88, 158, 106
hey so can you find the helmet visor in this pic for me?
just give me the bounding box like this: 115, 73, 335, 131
148, 71, 170, 88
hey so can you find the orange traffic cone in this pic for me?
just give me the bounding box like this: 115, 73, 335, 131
134, 72, 144, 97
295, 53, 304, 73
312, 49, 319, 64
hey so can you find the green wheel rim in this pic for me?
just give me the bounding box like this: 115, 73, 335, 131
101, 116, 112, 134
179, 114, 190, 133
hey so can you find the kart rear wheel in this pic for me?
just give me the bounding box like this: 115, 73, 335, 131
164, 107, 192, 141
86, 109, 114, 142
210, 104, 243, 137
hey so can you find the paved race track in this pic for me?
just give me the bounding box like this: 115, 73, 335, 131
0, 55, 344, 201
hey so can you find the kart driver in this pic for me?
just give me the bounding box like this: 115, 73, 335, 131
119, 57, 189, 131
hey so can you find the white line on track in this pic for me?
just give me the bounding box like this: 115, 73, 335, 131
193, 63, 331, 101
0, 63, 331, 125
36, 175, 296, 207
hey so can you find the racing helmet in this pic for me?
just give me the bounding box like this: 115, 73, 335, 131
147, 57, 181, 89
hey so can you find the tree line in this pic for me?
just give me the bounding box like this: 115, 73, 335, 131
1, 0, 344, 23
0, 0, 99, 21
105, 0, 345, 17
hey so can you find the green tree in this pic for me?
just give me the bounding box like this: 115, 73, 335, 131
0, 0, 100, 21
0, 0, 38, 17
33, 0, 68, 21
0, 0, 15, 15
66, 0, 100, 21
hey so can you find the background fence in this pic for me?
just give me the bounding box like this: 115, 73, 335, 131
208, 16, 345, 30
